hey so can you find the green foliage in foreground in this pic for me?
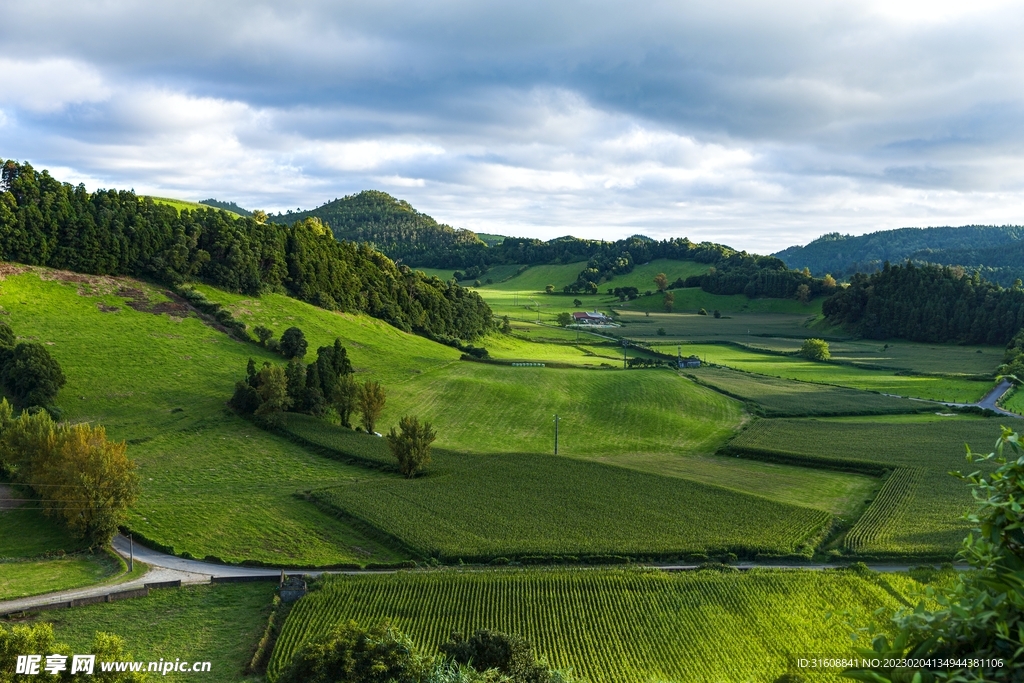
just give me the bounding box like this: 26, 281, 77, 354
844, 428, 1024, 682
312, 449, 831, 561
0, 622, 145, 682
801, 337, 831, 361
729, 416, 1004, 556
689, 366, 928, 417
29, 583, 277, 683
269, 569, 925, 683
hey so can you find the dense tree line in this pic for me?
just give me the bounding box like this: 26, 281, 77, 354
268, 190, 491, 269
0, 162, 492, 341
774, 225, 1024, 283
822, 262, 1024, 344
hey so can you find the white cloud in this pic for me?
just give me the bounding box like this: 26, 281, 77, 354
0, 58, 110, 112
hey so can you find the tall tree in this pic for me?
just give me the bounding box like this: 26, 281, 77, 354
654, 272, 669, 291
357, 380, 386, 434
331, 373, 358, 429
279, 327, 308, 359
386, 416, 437, 478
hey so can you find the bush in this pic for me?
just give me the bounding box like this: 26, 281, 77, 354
440, 630, 550, 683
1, 342, 66, 407
387, 416, 437, 478
280, 327, 308, 359
277, 620, 428, 683
799, 338, 830, 361
656, 328, 667, 336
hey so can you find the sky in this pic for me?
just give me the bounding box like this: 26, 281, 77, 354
2, 0, 1024, 253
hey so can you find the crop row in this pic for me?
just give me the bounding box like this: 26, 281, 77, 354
310, 450, 832, 561
844, 468, 923, 552
267, 569, 914, 683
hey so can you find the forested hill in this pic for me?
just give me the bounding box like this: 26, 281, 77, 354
0, 161, 492, 341
268, 190, 491, 268
821, 262, 1024, 345
775, 226, 1024, 285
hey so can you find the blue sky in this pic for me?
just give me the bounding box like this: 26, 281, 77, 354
1, 0, 1023, 252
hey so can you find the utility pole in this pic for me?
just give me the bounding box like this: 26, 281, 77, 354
553, 414, 560, 455
622, 339, 628, 369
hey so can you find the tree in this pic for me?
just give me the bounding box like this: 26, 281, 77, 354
556, 312, 573, 327
796, 283, 811, 304
37, 423, 140, 544
386, 416, 436, 478
713, 309, 721, 318
331, 373, 358, 428
285, 358, 307, 410
254, 325, 274, 346
305, 363, 327, 417
843, 428, 1024, 683
663, 291, 675, 313
277, 620, 427, 683
572, 299, 582, 307
800, 338, 830, 361
657, 328, 667, 336
358, 380, 386, 434
545, 284, 554, 294
255, 364, 292, 424
1, 342, 66, 406
500, 316, 512, 334
251, 209, 268, 224
279, 326, 308, 359
822, 274, 838, 292
0, 411, 139, 546
654, 272, 669, 291
440, 629, 550, 683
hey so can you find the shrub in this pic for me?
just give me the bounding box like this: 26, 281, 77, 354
656, 328, 667, 336
387, 416, 437, 478
1, 342, 66, 407
799, 338, 830, 361
279, 327, 308, 359
276, 620, 427, 683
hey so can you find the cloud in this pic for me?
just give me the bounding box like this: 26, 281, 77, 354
0, 58, 110, 112
4, 0, 1024, 251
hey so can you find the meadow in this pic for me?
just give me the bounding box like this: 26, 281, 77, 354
147, 196, 244, 218
311, 450, 832, 561
0, 499, 123, 599
688, 366, 929, 417
268, 568, 934, 683
728, 414, 1004, 556
0, 269, 408, 566
653, 342, 992, 402
28, 582, 277, 683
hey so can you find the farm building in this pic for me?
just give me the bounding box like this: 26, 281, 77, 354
572, 311, 611, 324
678, 355, 701, 368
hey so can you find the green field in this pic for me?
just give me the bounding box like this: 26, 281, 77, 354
623, 286, 824, 315
0, 269, 407, 566
655, 342, 992, 403
1002, 386, 1024, 415
147, 196, 243, 218
689, 366, 930, 417
729, 415, 1004, 556
312, 450, 831, 561
0, 497, 125, 600
268, 568, 929, 683
616, 309, 825, 340
30, 582, 276, 683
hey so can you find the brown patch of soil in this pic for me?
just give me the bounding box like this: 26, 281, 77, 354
0, 264, 30, 280
118, 287, 190, 317
97, 303, 120, 313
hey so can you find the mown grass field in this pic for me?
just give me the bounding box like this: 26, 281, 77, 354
1002, 387, 1024, 414
0, 494, 126, 599
147, 196, 243, 218
689, 366, 931, 417
655, 342, 992, 402
30, 582, 277, 683
623, 287, 825, 315
312, 450, 831, 560
268, 568, 928, 683
729, 414, 1004, 556
616, 308, 824, 340
0, 269, 406, 566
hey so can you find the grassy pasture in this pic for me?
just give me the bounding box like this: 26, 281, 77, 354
0, 552, 124, 601
615, 309, 823, 340
147, 196, 243, 218
311, 450, 831, 561
269, 568, 920, 683
689, 366, 930, 417
0, 269, 408, 566
282, 412, 874, 516
728, 415, 1004, 556
653, 342, 991, 403
29, 582, 276, 683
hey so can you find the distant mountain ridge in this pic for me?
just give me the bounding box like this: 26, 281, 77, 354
774, 225, 1024, 285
